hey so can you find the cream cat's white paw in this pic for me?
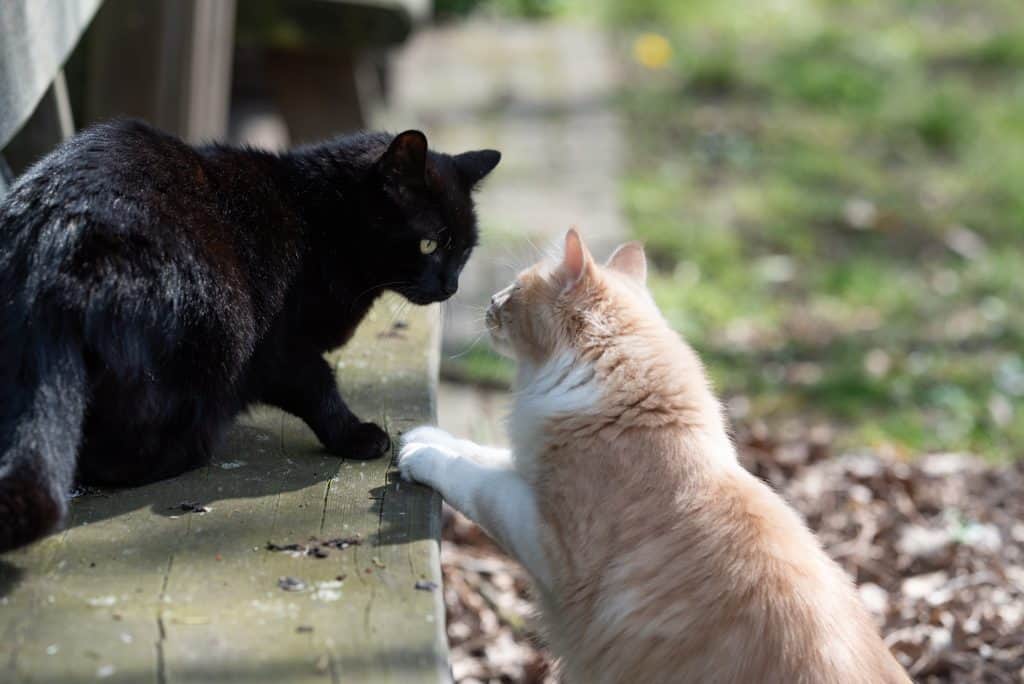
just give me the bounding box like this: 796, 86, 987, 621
398, 427, 459, 484
402, 425, 462, 452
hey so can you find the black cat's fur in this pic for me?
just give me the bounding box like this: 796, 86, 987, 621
0, 119, 499, 552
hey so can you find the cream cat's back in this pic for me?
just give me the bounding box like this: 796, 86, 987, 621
510, 235, 907, 683
528, 419, 906, 683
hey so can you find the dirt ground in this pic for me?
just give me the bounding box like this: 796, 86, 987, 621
440, 419, 1024, 683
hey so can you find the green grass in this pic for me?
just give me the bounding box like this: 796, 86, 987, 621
441, 345, 515, 389
432, 0, 1024, 460
605, 0, 1024, 460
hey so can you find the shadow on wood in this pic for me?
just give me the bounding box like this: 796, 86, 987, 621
0, 297, 448, 683
0, 559, 25, 599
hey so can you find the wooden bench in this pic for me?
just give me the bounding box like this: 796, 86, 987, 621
2, 4, 449, 680
0, 297, 449, 683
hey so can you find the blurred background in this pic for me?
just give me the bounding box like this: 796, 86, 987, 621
417, 4, 1024, 679
1, 1, 1021, 681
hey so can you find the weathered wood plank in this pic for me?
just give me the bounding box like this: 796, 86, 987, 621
0, 296, 447, 683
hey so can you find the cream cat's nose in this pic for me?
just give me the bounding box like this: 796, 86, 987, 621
490, 283, 514, 309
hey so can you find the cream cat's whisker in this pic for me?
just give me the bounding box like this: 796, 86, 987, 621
482, 248, 525, 274
446, 332, 489, 361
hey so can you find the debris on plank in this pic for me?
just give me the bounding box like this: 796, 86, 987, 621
171, 501, 210, 514
321, 535, 362, 550
86, 596, 118, 608
266, 535, 362, 559
278, 576, 307, 592
312, 580, 344, 602
69, 485, 109, 499
377, 321, 409, 339
218, 460, 246, 470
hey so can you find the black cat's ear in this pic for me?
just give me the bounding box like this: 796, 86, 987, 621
380, 130, 428, 183
454, 149, 501, 189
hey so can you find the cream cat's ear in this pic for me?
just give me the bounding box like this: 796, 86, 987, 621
605, 241, 647, 285
560, 228, 594, 291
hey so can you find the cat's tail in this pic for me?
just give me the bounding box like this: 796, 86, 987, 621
0, 331, 87, 553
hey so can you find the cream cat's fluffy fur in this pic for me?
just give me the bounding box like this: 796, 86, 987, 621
399, 230, 909, 683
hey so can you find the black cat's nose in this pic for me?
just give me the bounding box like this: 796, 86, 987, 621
442, 276, 458, 297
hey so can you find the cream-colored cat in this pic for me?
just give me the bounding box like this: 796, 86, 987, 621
399, 230, 909, 684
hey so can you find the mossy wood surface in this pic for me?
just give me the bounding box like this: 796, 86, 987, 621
0, 296, 448, 683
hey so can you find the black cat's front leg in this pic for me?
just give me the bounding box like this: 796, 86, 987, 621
260, 352, 390, 460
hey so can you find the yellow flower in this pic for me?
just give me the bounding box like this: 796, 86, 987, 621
633, 33, 673, 70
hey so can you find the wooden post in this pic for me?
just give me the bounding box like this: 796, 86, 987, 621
181, 0, 238, 141
2, 70, 76, 176
83, 0, 236, 142
0, 154, 12, 198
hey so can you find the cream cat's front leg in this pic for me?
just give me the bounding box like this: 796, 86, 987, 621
398, 426, 551, 589
400, 426, 514, 468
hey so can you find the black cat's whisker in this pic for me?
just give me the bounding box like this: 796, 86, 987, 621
396, 300, 417, 332
448, 300, 487, 312
350, 281, 409, 313
528, 236, 560, 265
480, 253, 519, 265
488, 257, 521, 273
390, 300, 412, 327
496, 244, 531, 273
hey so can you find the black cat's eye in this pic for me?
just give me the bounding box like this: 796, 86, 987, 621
419, 239, 438, 255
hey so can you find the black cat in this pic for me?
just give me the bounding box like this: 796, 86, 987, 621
0, 119, 499, 552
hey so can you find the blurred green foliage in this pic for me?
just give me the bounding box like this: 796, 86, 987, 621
440, 0, 1023, 460
605, 0, 1024, 459
434, 0, 563, 20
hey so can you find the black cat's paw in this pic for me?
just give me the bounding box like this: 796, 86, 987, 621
337, 421, 391, 461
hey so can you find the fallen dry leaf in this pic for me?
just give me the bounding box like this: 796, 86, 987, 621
441, 421, 1024, 683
